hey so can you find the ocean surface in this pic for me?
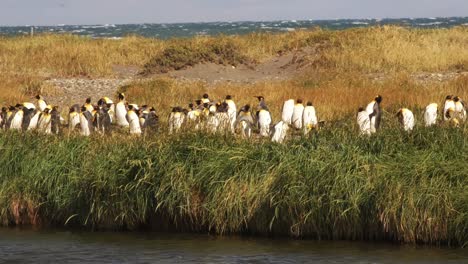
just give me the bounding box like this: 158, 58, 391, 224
1, 17, 467, 39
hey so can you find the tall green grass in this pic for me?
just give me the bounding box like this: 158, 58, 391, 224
0, 121, 466, 247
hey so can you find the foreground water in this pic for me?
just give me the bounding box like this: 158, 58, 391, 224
0, 228, 466, 263
1, 17, 467, 39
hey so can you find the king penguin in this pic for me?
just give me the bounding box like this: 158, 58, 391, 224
236, 104, 254, 138
35, 95, 48, 112
115, 93, 129, 127
79, 106, 94, 136
169, 106, 185, 134
302, 101, 318, 135
126, 104, 142, 135
281, 99, 294, 125
142, 107, 159, 135
224, 95, 237, 133
271, 121, 289, 143
396, 108, 415, 132
357, 107, 371, 135
424, 103, 438, 127
366, 95, 383, 133
443, 95, 455, 121
292, 99, 304, 129
9, 104, 24, 130
257, 104, 272, 137
453, 96, 466, 122
37, 108, 52, 134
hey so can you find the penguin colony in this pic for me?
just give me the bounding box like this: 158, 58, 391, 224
0, 93, 466, 143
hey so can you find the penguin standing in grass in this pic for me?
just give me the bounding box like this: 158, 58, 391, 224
302, 101, 318, 135
4, 106, 16, 129
443, 95, 455, 121
96, 103, 112, 135
36, 95, 48, 112
142, 107, 159, 134
396, 108, 415, 132
8, 104, 24, 130
21, 104, 37, 131
187, 103, 202, 130
126, 104, 142, 135
257, 104, 272, 137
445, 107, 460, 127
37, 108, 52, 134
224, 95, 237, 133
453, 96, 466, 122
69, 106, 81, 131
357, 107, 371, 135
271, 121, 289, 143
281, 99, 294, 125
98, 97, 115, 123
366, 95, 383, 133
115, 93, 129, 127
169, 106, 185, 134
215, 102, 231, 132
424, 103, 438, 127
79, 106, 94, 136
236, 104, 254, 138
50, 106, 61, 135
292, 99, 304, 130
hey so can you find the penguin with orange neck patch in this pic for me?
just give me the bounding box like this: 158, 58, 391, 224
366, 95, 383, 133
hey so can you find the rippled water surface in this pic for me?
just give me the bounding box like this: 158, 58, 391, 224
0, 228, 466, 263
1, 17, 467, 39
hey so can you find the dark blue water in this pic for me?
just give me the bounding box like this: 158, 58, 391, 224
0, 228, 466, 263
0, 17, 467, 39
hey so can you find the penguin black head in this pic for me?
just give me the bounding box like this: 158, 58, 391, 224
118, 93, 125, 100
35, 95, 42, 100
445, 95, 453, 100
241, 104, 251, 112
255, 96, 264, 101
52, 106, 59, 111
80, 105, 87, 112
203, 103, 209, 108
93, 105, 99, 111
188, 103, 194, 109
150, 107, 156, 112
195, 99, 202, 105
1, 106, 7, 112
217, 102, 229, 112
296, 99, 303, 104
8, 106, 15, 111
358, 107, 364, 112
375, 95, 383, 103
43, 108, 51, 114
182, 108, 189, 115
226, 95, 232, 100
69, 107, 76, 113
453, 96, 460, 102
306, 101, 313, 106
97, 98, 105, 106
128, 104, 135, 111
202, 93, 209, 99
85, 97, 91, 104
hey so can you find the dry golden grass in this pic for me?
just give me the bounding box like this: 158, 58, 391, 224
122, 73, 468, 121
1, 26, 467, 118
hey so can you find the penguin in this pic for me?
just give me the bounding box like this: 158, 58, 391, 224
168, 106, 185, 134
302, 101, 318, 135
115, 93, 129, 127
271, 121, 289, 143
142, 107, 159, 134
4, 106, 16, 129
37, 108, 52, 134
366, 95, 383, 133
79, 106, 94, 136
126, 104, 142, 135
36, 95, 48, 112
396, 108, 415, 132
201, 93, 210, 104
98, 97, 115, 123
215, 102, 231, 132
21, 104, 37, 131
195, 99, 204, 111
95, 104, 112, 135
424, 103, 438, 127
22, 102, 36, 110
255, 96, 268, 111
138, 105, 149, 127
9, 104, 24, 130
186, 103, 202, 130
443, 95, 455, 121
445, 107, 460, 127
206, 103, 220, 133
281, 99, 295, 125
50, 106, 61, 135
224, 95, 237, 133
235, 104, 254, 138
69, 106, 81, 131
453, 96, 466, 122
357, 107, 371, 135
292, 99, 304, 129
83, 97, 94, 113
257, 104, 272, 137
